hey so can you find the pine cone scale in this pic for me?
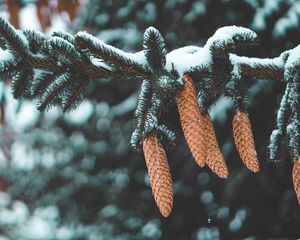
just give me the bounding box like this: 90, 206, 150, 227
233, 111, 260, 172
201, 112, 229, 178
293, 159, 300, 204
177, 74, 206, 167
143, 135, 173, 217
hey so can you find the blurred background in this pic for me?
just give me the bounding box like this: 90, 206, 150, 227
0, 0, 299, 239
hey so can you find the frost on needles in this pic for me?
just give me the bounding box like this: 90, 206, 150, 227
0, 17, 300, 216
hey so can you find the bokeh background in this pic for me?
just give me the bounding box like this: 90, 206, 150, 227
0, 0, 300, 239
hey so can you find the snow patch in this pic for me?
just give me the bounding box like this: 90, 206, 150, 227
64, 100, 93, 126
19, 3, 41, 31
166, 46, 211, 76
0, 48, 14, 62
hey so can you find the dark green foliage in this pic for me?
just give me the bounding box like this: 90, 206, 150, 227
30, 71, 58, 97
11, 68, 33, 98
225, 65, 250, 110
75, 32, 150, 77
188, 65, 211, 107
143, 94, 160, 135
0, 58, 21, 79
37, 72, 72, 111
269, 83, 292, 161
0, 17, 28, 55
287, 118, 300, 158
287, 79, 300, 158
131, 79, 152, 149
208, 31, 259, 57
23, 29, 48, 54
143, 27, 167, 72
2, 0, 300, 239
52, 30, 75, 44
158, 124, 176, 143
0, 17, 152, 111
62, 77, 92, 112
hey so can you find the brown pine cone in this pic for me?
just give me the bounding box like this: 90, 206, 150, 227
143, 135, 173, 217
37, 0, 52, 32
233, 111, 260, 173
293, 158, 300, 204
7, 0, 21, 29
201, 111, 229, 178
177, 74, 206, 167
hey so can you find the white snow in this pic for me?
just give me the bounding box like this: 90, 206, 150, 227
0, 200, 28, 225
229, 53, 286, 69
11, 141, 35, 170
165, 26, 257, 77
184, 1, 206, 23
110, 92, 138, 117
204, 26, 256, 49
251, 0, 283, 31
19, 3, 42, 31
77, 31, 148, 66
0, 48, 14, 62
45, 13, 68, 35
209, 96, 233, 123
64, 100, 93, 126
166, 46, 211, 76
1, 84, 40, 132
285, 45, 300, 70
273, 1, 300, 37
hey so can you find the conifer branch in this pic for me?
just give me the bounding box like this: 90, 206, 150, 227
1, 17, 300, 215
143, 27, 167, 72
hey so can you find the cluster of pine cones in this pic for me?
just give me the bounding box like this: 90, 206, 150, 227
143, 74, 300, 217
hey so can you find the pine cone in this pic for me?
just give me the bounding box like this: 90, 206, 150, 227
201, 111, 229, 178
233, 111, 260, 172
177, 74, 206, 167
293, 158, 300, 204
143, 134, 173, 217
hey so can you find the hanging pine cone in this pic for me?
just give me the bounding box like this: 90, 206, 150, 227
293, 158, 300, 204
233, 111, 260, 172
177, 74, 206, 167
143, 134, 173, 217
201, 110, 229, 178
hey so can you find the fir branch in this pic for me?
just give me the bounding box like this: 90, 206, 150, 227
48, 36, 83, 66
37, 72, 72, 111
158, 124, 176, 143
241, 62, 284, 81
30, 71, 60, 97
268, 83, 292, 161
52, 30, 75, 44
0, 59, 22, 79
0, 17, 29, 55
23, 29, 48, 54
75, 32, 151, 77
143, 27, 167, 72
207, 27, 258, 56
62, 77, 92, 112
131, 79, 152, 149
287, 118, 300, 158
11, 68, 34, 98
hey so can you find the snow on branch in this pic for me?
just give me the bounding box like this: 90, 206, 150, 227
1, 17, 300, 215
